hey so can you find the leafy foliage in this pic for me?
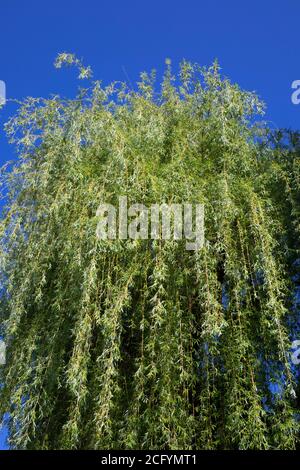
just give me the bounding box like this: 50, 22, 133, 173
0, 57, 299, 449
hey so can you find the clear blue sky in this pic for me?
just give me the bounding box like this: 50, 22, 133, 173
0, 0, 299, 450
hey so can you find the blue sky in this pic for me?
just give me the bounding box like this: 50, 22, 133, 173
0, 0, 299, 450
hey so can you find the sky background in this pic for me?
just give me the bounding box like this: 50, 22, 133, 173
0, 0, 299, 450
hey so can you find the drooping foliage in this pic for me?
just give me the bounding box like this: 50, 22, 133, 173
0, 55, 299, 449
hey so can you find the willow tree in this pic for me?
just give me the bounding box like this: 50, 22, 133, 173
0, 55, 298, 450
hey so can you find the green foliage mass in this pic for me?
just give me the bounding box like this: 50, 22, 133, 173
0, 55, 299, 449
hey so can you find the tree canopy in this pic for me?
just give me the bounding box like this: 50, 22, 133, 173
0, 56, 299, 449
